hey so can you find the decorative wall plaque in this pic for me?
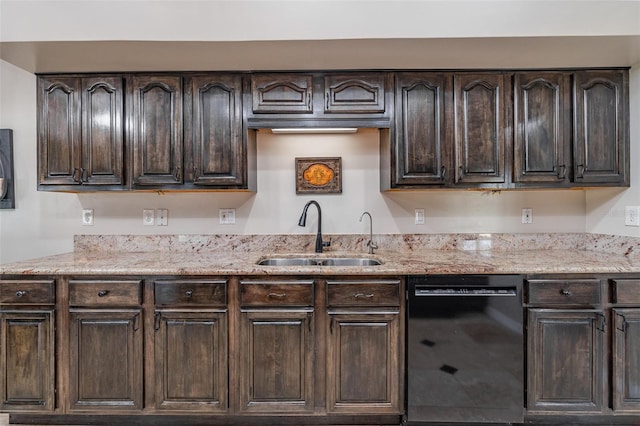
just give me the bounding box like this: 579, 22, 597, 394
295, 157, 342, 194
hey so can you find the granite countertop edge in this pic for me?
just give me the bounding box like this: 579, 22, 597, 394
2, 248, 640, 276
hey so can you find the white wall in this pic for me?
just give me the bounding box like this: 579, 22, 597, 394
2, 1, 639, 42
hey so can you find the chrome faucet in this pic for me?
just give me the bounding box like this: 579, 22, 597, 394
298, 200, 331, 253
359, 211, 378, 254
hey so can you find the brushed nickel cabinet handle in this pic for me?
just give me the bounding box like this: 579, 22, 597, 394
558, 164, 566, 179
15, 290, 27, 298
185, 290, 193, 297
97, 290, 109, 297
154, 313, 161, 331
559, 289, 572, 296
268, 292, 286, 299
354, 293, 374, 299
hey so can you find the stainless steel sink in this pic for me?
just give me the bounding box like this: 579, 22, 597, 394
257, 257, 382, 266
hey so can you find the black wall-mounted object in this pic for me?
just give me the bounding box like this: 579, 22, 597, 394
0, 129, 15, 209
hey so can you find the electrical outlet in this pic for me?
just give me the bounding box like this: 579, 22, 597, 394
219, 208, 236, 224
415, 208, 425, 225
625, 206, 640, 226
522, 208, 533, 224
143, 209, 155, 226
157, 209, 168, 226
82, 209, 94, 226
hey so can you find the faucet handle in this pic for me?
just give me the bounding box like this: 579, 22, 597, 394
323, 238, 332, 248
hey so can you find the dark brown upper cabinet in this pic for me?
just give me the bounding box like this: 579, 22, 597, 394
184, 74, 249, 189
388, 72, 452, 188
38, 75, 124, 189
128, 75, 183, 188
324, 74, 386, 113
247, 72, 392, 128
454, 73, 507, 186
251, 74, 314, 114
573, 70, 629, 186
513, 72, 571, 186
36, 68, 629, 194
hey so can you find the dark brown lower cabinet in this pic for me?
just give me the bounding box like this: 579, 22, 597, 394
326, 310, 401, 413
612, 308, 640, 411
154, 310, 227, 411
239, 309, 314, 412
527, 309, 605, 412
69, 309, 143, 410
0, 310, 55, 411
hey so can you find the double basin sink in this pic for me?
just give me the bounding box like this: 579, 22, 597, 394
257, 256, 382, 267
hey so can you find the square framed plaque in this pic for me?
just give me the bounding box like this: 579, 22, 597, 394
295, 157, 342, 194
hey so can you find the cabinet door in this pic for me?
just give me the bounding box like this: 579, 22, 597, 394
324, 74, 387, 114
185, 75, 244, 187
129, 75, 183, 186
573, 70, 628, 185
393, 73, 451, 186
154, 310, 227, 411
69, 309, 143, 410
251, 74, 313, 114
38, 76, 82, 185
527, 309, 605, 412
612, 308, 640, 412
239, 309, 314, 412
513, 72, 571, 184
80, 76, 124, 185
0, 310, 55, 411
454, 73, 506, 184
327, 310, 401, 413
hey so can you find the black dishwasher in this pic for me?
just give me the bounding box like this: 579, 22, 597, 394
407, 275, 523, 424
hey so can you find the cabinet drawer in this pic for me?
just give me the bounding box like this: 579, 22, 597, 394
69, 280, 142, 306
0, 280, 55, 304
527, 279, 601, 306
327, 280, 401, 307
155, 280, 227, 306
611, 279, 640, 304
240, 281, 314, 307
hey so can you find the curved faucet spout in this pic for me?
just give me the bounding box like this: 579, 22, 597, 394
359, 211, 378, 254
299, 200, 331, 253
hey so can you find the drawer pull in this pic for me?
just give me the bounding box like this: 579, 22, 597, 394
15, 290, 27, 298
185, 290, 193, 297
354, 293, 374, 299
97, 290, 109, 297
559, 289, 572, 297
268, 292, 286, 299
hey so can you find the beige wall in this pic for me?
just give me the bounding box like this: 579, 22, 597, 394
0, 0, 639, 263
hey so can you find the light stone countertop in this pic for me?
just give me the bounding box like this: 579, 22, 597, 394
3, 232, 640, 276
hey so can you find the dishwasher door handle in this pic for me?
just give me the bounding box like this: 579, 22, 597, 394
414, 286, 518, 296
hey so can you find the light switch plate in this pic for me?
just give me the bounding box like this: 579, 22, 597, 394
414, 208, 425, 225
522, 208, 533, 224
143, 209, 155, 226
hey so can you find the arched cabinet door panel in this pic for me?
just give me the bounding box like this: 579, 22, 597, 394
573, 70, 629, 186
